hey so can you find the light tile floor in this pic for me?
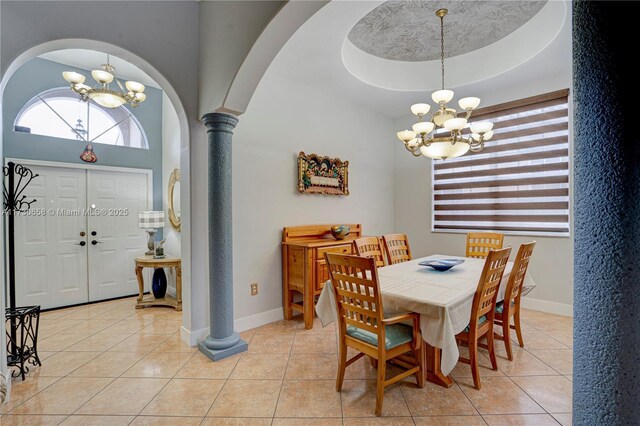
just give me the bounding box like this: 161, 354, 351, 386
1, 297, 573, 425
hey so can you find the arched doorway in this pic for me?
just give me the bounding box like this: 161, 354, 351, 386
0, 39, 193, 381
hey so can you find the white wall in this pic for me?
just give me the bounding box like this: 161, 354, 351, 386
162, 93, 181, 296
393, 72, 574, 316
232, 71, 396, 325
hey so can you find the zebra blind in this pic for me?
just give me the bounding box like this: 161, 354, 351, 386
432, 89, 570, 236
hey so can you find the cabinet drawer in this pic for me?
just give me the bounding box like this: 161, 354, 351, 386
316, 244, 353, 259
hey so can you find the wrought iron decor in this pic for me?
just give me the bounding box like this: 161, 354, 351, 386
297, 152, 349, 196
3, 161, 41, 380
5, 306, 41, 380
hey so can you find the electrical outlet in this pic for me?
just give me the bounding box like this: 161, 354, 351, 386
250, 282, 258, 296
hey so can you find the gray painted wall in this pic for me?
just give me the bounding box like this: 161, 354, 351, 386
2, 57, 164, 211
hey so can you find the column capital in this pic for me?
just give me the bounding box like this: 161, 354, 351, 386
202, 112, 239, 135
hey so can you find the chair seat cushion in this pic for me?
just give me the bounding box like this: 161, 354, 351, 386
346, 323, 414, 349
495, 301, 516, 315
463, 315, 488, 333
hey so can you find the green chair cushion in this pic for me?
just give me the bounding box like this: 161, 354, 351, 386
495, 301, 516, 315
346, 323, 414, 349
463, 315, 488, 333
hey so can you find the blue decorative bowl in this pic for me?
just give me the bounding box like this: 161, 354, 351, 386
419, 259, 465, 271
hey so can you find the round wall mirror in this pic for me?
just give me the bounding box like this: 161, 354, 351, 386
168, 168, 181, 232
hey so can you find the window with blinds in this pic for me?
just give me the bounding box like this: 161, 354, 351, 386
432, 89, 570, 236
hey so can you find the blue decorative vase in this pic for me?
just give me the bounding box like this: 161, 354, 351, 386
152, 268, 167, 299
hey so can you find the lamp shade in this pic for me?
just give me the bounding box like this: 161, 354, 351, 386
470, 121, 494, 134
431, 89, 454, 104
139, 211, 165, 229
458, 97, 481, 110
412, 121, 435, 135
410, 103, 431, 116
63, 71, 86, 84
88, 91, 127, 108
420, 140, 470, 160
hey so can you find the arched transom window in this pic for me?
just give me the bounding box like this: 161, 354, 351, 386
14, 88, 148, 149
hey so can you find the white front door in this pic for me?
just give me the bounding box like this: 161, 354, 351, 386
13, 162, 152, 309
14, 166, 89, 309
86, 169, 150, 301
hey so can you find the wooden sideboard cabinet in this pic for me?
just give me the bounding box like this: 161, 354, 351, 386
282, 224, 362, 329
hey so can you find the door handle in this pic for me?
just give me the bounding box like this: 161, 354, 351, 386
91, 240, 103, 245
76, 241, 86, 247
91, 231, 97, 236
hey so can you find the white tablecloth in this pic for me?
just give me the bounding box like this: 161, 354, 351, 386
315, 254, 536, 376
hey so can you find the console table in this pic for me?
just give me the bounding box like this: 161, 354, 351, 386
282, 224, 362, 329
134, 256, 182, 311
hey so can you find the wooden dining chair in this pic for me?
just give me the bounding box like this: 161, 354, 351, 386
465, 232, 504, 258
382, 233, 412, 265
455, 246, 512, 390
325, 252, 424, 416
354, 237, 386, 267
494, 241, 536, 360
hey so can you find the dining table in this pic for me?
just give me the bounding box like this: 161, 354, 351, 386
315, 253, 536, 388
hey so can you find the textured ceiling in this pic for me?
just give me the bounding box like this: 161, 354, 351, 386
348, 1, 547, 62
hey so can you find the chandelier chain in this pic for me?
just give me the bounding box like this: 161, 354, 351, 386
440, 13, 445, 90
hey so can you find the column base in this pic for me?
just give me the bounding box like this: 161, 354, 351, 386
198, 332, 248, 361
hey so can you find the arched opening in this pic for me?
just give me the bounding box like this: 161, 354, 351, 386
0, 40, 193, 381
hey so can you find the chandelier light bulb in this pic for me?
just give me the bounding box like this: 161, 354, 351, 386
397, 130, 417, 142
410, 103, 431, 116
483, 130, 494, 140
62, 71, 86, 85
407, 138, 419, 149
471, 133, 482, 142
431, 89, 454, 104
412, 121, 435, 135
443, 117, 468, 131
134, 92, 147, 102
470, 121, 494, 134
458, 97, 481, 111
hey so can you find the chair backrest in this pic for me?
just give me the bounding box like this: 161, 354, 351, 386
469, 247, 512, 329
504, 241, 536, 309
325, 253, 384, 341
382, 234, 412, 265
354, 237, 386, 268
466, 232, 505, 259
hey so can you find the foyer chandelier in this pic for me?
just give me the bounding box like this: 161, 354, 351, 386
62, 55, 146, 109
396, 9, 493, 160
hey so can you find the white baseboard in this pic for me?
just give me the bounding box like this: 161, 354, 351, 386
179, 308, 284, 347
234, 308, 283, 333
180, 325, 209, 347
522, 297, 573, 317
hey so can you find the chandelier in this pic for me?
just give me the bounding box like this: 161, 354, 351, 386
62, 55, 146, 109
396, 9, 494, 160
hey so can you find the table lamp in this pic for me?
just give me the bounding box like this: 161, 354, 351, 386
138, 211, 165, 255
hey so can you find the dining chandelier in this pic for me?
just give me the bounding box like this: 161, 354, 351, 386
396, 9, 494, 160
62, 55, 146, 109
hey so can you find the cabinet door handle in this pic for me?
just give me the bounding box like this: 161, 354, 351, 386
75, 241, 86, 247
91, 240, 102, 245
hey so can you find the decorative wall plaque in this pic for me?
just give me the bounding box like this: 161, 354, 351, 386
297, 152, 349, 196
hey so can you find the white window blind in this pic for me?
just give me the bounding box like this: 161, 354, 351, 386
432, 89, 570, 236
